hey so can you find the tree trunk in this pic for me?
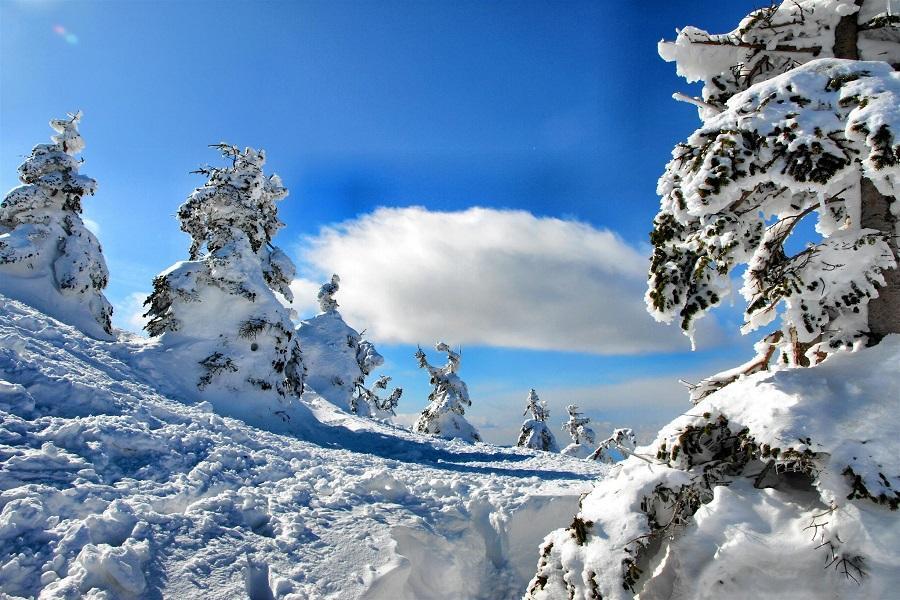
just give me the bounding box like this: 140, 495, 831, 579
835, 2, 900, 342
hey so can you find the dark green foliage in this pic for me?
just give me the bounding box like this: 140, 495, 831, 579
198, 352, 238, 389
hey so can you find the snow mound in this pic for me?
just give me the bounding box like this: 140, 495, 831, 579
527, 338, 900, 599
0, 294, 605, 599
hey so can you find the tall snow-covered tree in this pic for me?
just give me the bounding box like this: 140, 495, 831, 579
143, 143, 304, 399
528, 3, 900, 598
0, 111, 113, 339
560, 404, 595, 458
297, 274, 400, 417
413, 343, 481, 442
516, 389, 559, 452
647, 0, 899, 379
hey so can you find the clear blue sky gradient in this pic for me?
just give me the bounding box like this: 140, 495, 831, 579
1, 0, 764, 443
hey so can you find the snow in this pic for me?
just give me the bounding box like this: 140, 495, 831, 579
526, 337, 900, 599
0, 293, 605, 599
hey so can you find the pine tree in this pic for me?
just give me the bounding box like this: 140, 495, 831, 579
413, 343, 481, 442
0, 111, 113, 339
297, 274, 399, 417
589, 427, 637, 463
528, 3, 900, 599
560, 404, 595, 458
647, 0, 900, 387
143, 143, 303, 397
516, 389, 559, 452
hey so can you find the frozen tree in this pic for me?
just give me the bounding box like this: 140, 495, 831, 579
0, 111, 113, 339
143, 143, 304, 398
413, 343, 480, 442
298, 274, 399, 417
516, 389, 559, 452
528, 3, 900, 599
647, 0, 900, 386
317, 273, 340, 312
352, 375, 403, 418
589, 427, 637, 463
560, 404, 595, 458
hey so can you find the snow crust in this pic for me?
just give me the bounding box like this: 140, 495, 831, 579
0, 294, 604, 599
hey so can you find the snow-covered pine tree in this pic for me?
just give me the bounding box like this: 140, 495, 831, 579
297, 274, 399, 417
353, 375, 403, 418
143, 143, 304, 400
516, 389, 559, 452
647, 0, 900, 383
413, 343, 481, 442
528, 3, 900, 598
560, 404, 595, 458
589, 427, 636, 463
0, 111, 113, 339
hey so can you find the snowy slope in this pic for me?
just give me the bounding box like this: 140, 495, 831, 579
527, 337, 900, 599
0, 294, 604, 600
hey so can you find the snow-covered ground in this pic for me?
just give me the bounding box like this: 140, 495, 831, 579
0, 294, 604, 599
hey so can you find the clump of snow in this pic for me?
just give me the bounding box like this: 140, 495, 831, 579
527, 338, 900, 599
0, 294, 605, 599
413, 343, 481, 443
516, 389, 559, 453
0, 111, 113, 340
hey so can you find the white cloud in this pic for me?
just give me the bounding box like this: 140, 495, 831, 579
293, 206, 721, 354
112, 291, 150, 335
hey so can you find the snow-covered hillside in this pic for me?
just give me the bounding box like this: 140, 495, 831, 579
0, 295, 605, 599
527, 336, 900, 599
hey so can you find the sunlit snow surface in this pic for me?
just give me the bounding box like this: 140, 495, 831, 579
0, 294, 604, 599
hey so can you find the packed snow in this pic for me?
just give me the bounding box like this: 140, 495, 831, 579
0, 294, 605, 599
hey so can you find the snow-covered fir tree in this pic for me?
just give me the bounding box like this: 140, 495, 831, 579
589, 427, 636, 463
560, 404, 595, 459
297, 274, 400, 417
647, 0, 899, 377
516, 389, 559, 452
0, 111, 113, 339
143, 143, 304, 401
413, 343, 481, 442
528, 3, 900, 598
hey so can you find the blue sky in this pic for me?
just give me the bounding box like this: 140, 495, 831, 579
1, 0, 763, 444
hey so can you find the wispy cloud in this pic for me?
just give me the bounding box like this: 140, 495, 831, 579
291, 206, 722, 354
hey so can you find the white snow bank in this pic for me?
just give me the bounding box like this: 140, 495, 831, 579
527, 338, 900, 599
0, 294, 604, 599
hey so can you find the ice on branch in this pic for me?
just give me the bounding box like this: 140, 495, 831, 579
516, 389, 559, 452
0, 111, 113, 339
413, 343, 480, 442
